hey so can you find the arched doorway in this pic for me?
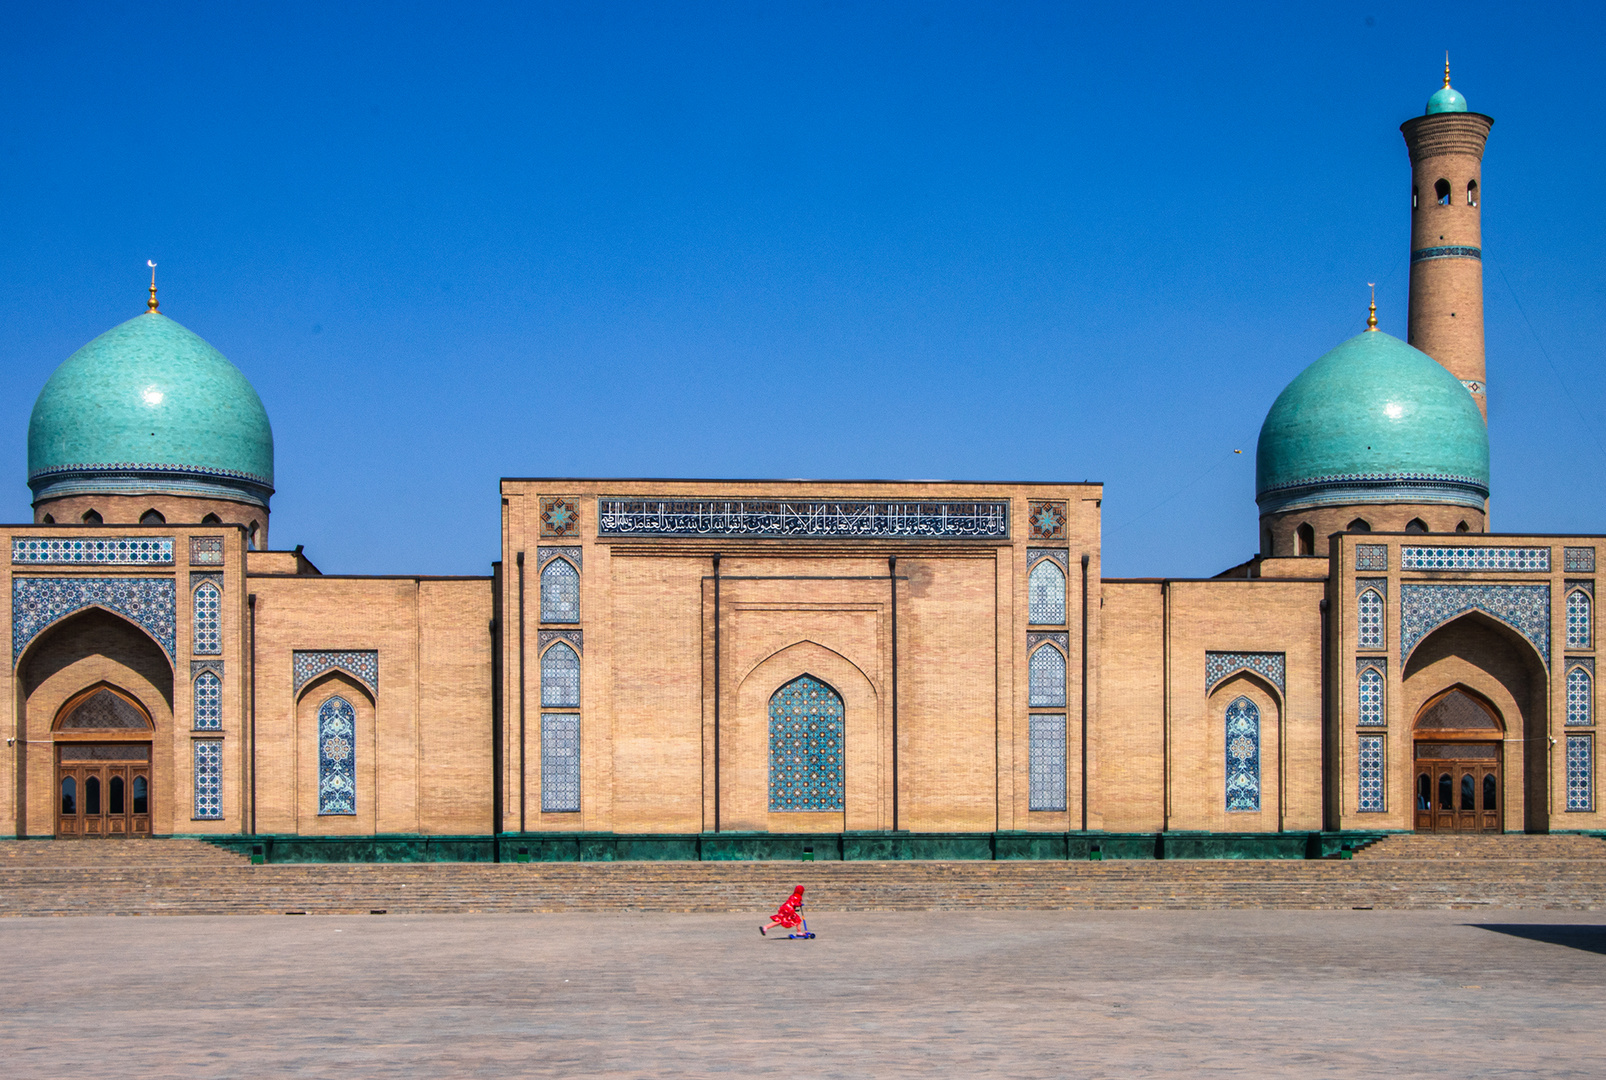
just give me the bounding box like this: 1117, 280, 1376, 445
1412, 687, 1502, 833
53, 685, 154, 837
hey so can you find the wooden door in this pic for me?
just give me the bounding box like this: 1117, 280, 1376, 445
1413, 742, 1501, 833
56, 746, 152, 838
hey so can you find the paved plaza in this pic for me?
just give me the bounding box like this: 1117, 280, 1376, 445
1, 909, 1602, 1078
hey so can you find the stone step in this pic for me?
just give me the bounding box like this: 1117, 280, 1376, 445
1353, 833, 1606, 860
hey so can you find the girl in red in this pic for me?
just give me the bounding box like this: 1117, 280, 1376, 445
759, 886, 805, 936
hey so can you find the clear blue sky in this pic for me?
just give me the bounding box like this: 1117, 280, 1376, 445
2, 2, 1602, 577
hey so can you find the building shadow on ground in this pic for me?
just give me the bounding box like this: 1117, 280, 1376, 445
1472, 924, 1606, 955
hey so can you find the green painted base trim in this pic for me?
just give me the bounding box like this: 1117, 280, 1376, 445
194, 830, 1398, 864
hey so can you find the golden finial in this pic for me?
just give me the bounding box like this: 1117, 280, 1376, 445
1444, 52, 1452, 88
146, 260, 159, 313
1366, 283, 1378, 331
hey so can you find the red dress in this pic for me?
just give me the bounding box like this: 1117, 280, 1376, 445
770, 886, 805, 929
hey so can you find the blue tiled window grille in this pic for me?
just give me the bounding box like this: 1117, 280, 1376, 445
1357, 736, 1385, 812
541, 713, 581, 812
1565, 735, 1592, 812
1224, 696, 1260, 812
193, 740, 222, 819
317, 696, 356, 815
1400, 546, 1549, 572
541, 642, 580, 707
1567, 589, 1591, 650
1358, 588, 1384, 650
540, 558, 579, 623
194, 670, 222, 731
1028, 644, 1066, 707
1567, 665, 1592, 727
1358, 665, 1385, 727
1029, 714, 1067, 811
1028, 559, 1066, 625
192, 582, 221, 655
768, 674, 845, 812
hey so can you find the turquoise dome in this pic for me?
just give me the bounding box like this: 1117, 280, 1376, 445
1427, 83, 1468, 114
1256, 330, 1488, 514
28, 311, 274, 508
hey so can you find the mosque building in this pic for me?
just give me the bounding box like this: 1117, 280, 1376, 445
4, 70, 1599, 858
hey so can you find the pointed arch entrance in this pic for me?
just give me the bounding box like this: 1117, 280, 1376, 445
53, 685, 154, 837
1412, 686, 1503, 833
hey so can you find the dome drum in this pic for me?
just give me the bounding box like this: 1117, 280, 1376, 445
29, 461, 273, 510
1256, 471, 1488, 516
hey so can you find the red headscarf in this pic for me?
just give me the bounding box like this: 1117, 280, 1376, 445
770, 885, 805, 928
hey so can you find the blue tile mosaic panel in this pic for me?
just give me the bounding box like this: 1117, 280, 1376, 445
597, 498, 1010, 540
537, 628, 582, 655
539, 557, 580, 623
1029, 644, 1066, 707
1400, 546, 1549, 572
1358, 587, 1385, 651
292, 651, 378, 695
1564, 546, 1596, 573
192, 740, 222, 820
768, 674, 845, 812
1567, 588, 1592, 650
12, 536, 173, 565
1567, 663, 1593, 727
189, 536, 224, 565
192, 581, 221, 655
541, 713, 581, 812
1565, 735, 1592, 812
317, 696, 357, 815
1028, 558, 1066, 625
541, 641, 580, 707
1357, 736, 1385, 813
1358, 664, 1385, 727
1355, 544, 1388, 571
1205, 652, 1285, 695
13, 577, 176, 661
536, 547, 582, 570
1028, 714, 1067, 812
1224, 697, 1261, 812
1399, 584, 1550, 664
193, 670, 222, 731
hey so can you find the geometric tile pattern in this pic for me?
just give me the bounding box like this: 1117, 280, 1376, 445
12, 536, 173, 565
768, 674, 845, 812
541, 713, 581, 812
539, 558, 579, 623
1357, 736, 1385, 812
537, 629, 583, 655
1028, 713, 1067, 812
193, 670, 223, 731
1564, 546, 1596, 573
13, 576, 176, 661
536, 547, 582, 570
1565, 734, 1592, 812
596, 498, 1011, 540
1400, 584, 1550, 664
1029, 643, 1066, 707
540, 497, 581, 538
192, 581, 221, 655
1400, 546, 1549, 571
1028, 548, 1070, 570
192, 740, 222, 819
1224, 696, 1261, 812
292, 651, 378, 696
189, 536, 224, 565
1027, 501, 1068, 541
317, 696, 357, 815
1358, 664, 1385, 727
1566, 664, 1593, 727
1358, 587, 1385, 650
1355, 544, 1388, 571
1566, 587, 1591, 650
1205, 652, 1286, 695
540, 641, 580, 707
1028, 558, 1067, 625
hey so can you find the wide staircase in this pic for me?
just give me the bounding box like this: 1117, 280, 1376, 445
2, 835, 1604, 916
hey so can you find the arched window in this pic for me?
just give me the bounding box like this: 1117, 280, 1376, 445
1358, 665, 1384, 726
1346, 518, 1371, 533
1028, 644, 1066, 707
1405, 518, 1429, 533
1566, 589, 1591, 649
201, 513, 222, 525
1467, 179, 1478, 206
1224, 696, 1260, 811
1435, 178, 1451, 205
317, 696, 357, 815
540, 558, 580, 623
1412, 186, 1419, 210
768, 674, 845, 811
41, 514, 54, 524
1456, 520, 1471, 533
1295, 523, 1315, 556
194, 670, 222, 730
61, 776, 76, 815
1357, 589, 1384, 650
1262, 528, 1275, 557
193, 582, 222, 654
110, 775, 125, 814
1483, 772, 1498, 810
81, 509, 102, 525
540, 642, 580, 707
1567, 665, 1592, 727
85, 775, 101, 815
1028, 559, 1066, 625
132, 775, 148, 815
247, 522, 260, 550
140, 508, 166, 525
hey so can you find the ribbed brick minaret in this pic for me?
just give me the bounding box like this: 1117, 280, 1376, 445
1401, 59, 1494, 421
